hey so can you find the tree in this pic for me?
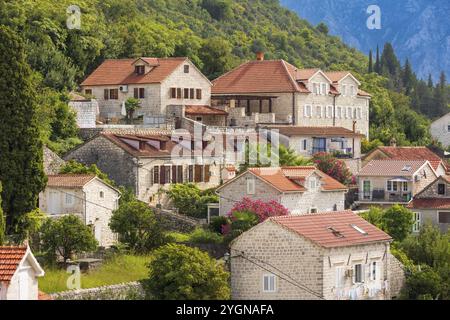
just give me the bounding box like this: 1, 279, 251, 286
0, 26, 46, 237
380, 43, 401, 90
125, 97, 141, 124
368, 50, 373, 73
200, 36, 236, 79
167, 184, 219, 219
109, 201, 169, 253
361, 138, 383, 154
201, 0, 234, 20
41, 215, 98, 263
59, 161, 114, 186
382, 205, 414, 242
375, 45, 381, 74
278, 145, 312, 167
402, 59, 415, 96
312, 153, 353, 185
144, 243, 230, 300
402, 265, 443, 300
0, 183, 5, 245
316, 22, 329, 35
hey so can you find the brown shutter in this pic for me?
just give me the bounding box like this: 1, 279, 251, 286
153, 166, 159, 185
178, 166, 183, 183
177, 88, 182, 99
170, 88, 176, 99
172, 166, 177, 183
204, 165, 211, 183
196, 89, 202, 100
184, 88, 189, 99
134, 88, 139, 99
160, 166, 165, 185
194, 165, 202, 183
104, 89, 109, 100
139, 88, 145, 98
190, 88, 195, 99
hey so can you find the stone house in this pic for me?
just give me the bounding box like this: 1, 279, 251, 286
211, 53, 371, 137
407, 175, 450, 234
362, 146, 447, 176
357, 160, 437, 208
64, 130, 221, 203
216, 166, 348, 216
0, 246, 45, 300
230, 211, 402, 300
430, 112, 450, 148
39, 174, 121, 248
80, 57, 211, 122
68, 92, 99, 129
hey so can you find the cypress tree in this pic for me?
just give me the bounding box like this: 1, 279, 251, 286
375, 45, 381, 74
428, 74, 434, 88
0, 26, 46, 237
368, 50, 373, 73
402, 59, 415, 95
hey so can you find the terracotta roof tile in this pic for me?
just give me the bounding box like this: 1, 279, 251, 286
0, 246, 27, 282
47, 175, 96, 188
212, 60, 310, 94
324, 71, 351, 83
249, 166, 347, 192
377, 147, 443, 171
267, 126, 365, 138
270, 211, 392, 248
358, 160, 428, 177
295, 68, 320, 80
407, 198, 450, 210
81, 57, 187, 86
185, 105, 228, 116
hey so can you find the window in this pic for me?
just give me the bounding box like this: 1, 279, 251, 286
309, 177, 317, 190
342, 85, 347, 96
188, 165, 194, 183
413, 212, 421, 232
196, 117, 203, 122
346, 107, 352, 119
99, 191, 104, 199
190, 88, 195, 99
134, 88, 145, 99
263, 274, 276, 293
363, 180, 371, 200
438, 212, 450, 224
403, 182, 409, 192
184, 88, 189, 99
340, 107, 345, 119
447, 125, 450, 132
336, 106, 341, 119
109, 89, 118, 100
170, 88, 177, 99
370, 262, 378, 281
316, 106, 323, 118
184, 65, 190, 73
164, 166, 171, 184
135, 65, 145, 75
438, 184, 446, 195
353, 264, 364, 284
309, 207, 318, 214
335, 267, 345, 288
350, 85, 356, 96
304, 105, 312, 118
153, 166, 160, 185
196, 89, 202, 100
326, 105, 333, 118
177, 88, 182, 99
85, 89, 92, 96
302, 139, 307, 151
247, 177, 255, 195
65, 193, 75, 207
387, 181, 399, 192
104, 89, 109, 100
321, 83, 328, 95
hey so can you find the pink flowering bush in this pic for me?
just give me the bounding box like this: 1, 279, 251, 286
313, 152, 353, 185
221, 198, 289, 241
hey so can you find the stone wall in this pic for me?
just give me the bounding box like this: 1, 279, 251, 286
43, 146, 65, 175
50, 282, 144, 300
387, 253, 406, 299
155, 209, 203, 233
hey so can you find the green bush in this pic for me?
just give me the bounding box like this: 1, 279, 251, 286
189, 228, 223, 244
167, 184, 219, 219
402, 265, 443, 300
210, 216, 229, 234
144, 244, 230, 300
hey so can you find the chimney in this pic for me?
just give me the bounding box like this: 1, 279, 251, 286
353, 121, 357, 133
390, 138, 397, 147
256, 52, 264, 61
139, 141, 146, 151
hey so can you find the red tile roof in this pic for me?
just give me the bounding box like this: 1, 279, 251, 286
248, 166, 347, 192
270, 211, 392, 248
212, 60, 310, 94
377, 147, 443, 171
185, 105, 228, 116
358, 160, 429, 177
0, 246, 27, 282
47, 175, 96, 188
407, 198, 450, 210
81, 57, 187, 86
325, 71, 351, 83
267, 126, 365, 138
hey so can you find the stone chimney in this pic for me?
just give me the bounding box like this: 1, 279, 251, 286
256, 52, 264, 61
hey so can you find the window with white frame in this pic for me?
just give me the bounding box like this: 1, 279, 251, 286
342, 85, 347, 96
336, 107, 341, 119
326, 105, 333, 118
304, 105, 312, 118
263, 274, 276, 293
350, 85, 355, 96
340, 107, 345, 119
413, 212, 421, 233
316, 105, 323, 118
321, 83, 328, 95
301, 139, 307, 151
353, 264, 364, 284
335, 266, 345, 288
357, 107, 362, 119
346, 107, 352, 119
65, 193, 75, 207
247, 177, 255, 195
309, 177, 317, 190
99, 191, 104, 199
369, 261, 379, 281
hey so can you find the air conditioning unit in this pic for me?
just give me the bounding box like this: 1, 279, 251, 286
415, 175, 421, 182
120, 85, 128, 93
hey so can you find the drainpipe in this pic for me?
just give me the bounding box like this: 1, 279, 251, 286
292, 93, 296, 125
333, 94, 337, 127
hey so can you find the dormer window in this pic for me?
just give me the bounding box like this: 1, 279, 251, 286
309, 177, 317, 190
135, 65, 145, 75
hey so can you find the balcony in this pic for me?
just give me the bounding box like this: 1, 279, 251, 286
360, 189, 412, 204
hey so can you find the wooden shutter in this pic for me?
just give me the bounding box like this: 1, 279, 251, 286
134, 88, 139, 99
160, 166, 165, 185
172, 166, 177, 183
184, 88, 189, 99
190, 88, 195, 99
188, 165, 194, 182
139, 88, 145, 99
177, 166, 183, 183
177, 88, 182, 99
204, 165, 211, 183
194, 165, 202, 183
153, 166, 159, 185
104, 89, 109, 100
196, 89, 202, 100
170, 88, 176, 99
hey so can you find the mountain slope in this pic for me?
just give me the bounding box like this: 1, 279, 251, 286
281, 0, 450, 81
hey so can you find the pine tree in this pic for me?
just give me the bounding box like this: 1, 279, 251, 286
368, 50, 373, 73
375, 45, 381, 74
428, 74, 434, 88
380, 43, 402, 90
0, 26, 46, 238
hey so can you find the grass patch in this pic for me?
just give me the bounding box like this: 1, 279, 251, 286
40, 254, 152, 294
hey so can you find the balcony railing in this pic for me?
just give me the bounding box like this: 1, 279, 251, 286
361, 189, 412, 203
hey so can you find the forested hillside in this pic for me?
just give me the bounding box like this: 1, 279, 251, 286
0, 0, 446, 151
